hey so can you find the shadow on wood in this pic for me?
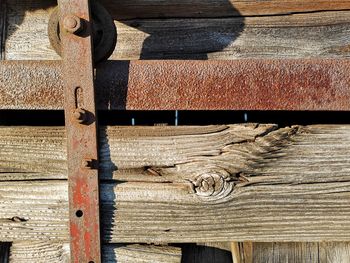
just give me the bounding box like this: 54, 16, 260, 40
181, 244, 233, 263
2, 0, 244, 60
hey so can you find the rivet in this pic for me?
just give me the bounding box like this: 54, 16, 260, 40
63, 15, 83, 34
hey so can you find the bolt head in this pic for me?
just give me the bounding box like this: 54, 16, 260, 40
82, 158, 98, 169
63, 15, 83, 34
73, 108, 88, 124
82, 158, 92, 169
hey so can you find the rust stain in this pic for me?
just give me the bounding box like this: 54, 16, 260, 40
58, 0, 102, 262
0, 59, 350, 110
72, 177, 89, 206
70, 222, 80, 263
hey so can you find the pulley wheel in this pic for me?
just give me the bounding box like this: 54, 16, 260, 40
48, 1, 117, 63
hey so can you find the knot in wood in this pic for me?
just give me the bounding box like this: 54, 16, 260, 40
192, 170, 233, 201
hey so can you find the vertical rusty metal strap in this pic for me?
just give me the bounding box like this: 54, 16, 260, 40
58, 0, 101, 262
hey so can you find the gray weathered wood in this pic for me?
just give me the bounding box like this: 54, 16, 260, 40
1, 125, 350, 242
236, 242, 350, 263
8, 242, 181, 263
3, 0, 350, 59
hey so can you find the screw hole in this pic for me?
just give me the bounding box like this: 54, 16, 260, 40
76, 210, 83, 217
89, 261, 94, 263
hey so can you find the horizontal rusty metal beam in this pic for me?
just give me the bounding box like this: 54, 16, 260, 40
0, 59, 349, 110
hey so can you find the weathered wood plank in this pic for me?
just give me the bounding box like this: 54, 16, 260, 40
5, 0, 58, 60
231, 242, 242, 263
5, 0, 350, 20
99, 0, 350, 19
8, 242, 181, 263
181, 241, 350, 263
1, 125, 350, 242
237, 242, 350, 263
107, 244, 182, 263
4, 0, 350, 60
319, 242, 350, 263
235, 242, 253, 263
111, 12, 350, 60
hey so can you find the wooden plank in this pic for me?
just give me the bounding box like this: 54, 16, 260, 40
236, 242, 350, 263
236, 242, 253, 263
111, 12, 350, 60
5, 0, 350, 20
319, 242, 350, 263
1, 125, 350, 242
231, 242, 242, 263
4, 0, 350, 60
108, 244, 182, 263
99, 0, 350, 19
8, 242, 181, 263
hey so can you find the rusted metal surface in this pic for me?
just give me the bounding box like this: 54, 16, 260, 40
48, 1, 116, 63
58, 0, 101, 262
0, 59, 350, 110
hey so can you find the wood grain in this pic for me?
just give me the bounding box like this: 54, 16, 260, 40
4, 0, 350, 20
4, 0, 350, 60
8, 242, 181, 263
236, 242, 350, 263
99, 0, 350, 19
1, 125, 350, 242
3, 0, 350, 260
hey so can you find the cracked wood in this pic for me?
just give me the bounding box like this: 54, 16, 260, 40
1, 124, 350, 242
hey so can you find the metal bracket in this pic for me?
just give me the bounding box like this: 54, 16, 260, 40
59, 0, 101, 262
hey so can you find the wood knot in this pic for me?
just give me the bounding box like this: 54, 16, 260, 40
191, 170, 234, 201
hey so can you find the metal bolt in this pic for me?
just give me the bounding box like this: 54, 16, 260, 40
73, 108, 88, 124
63, 15, 83, 34
82, 158, 98, 169
82, 158, 92, 169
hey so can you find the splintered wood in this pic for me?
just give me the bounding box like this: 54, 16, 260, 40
1, 124, 350, 243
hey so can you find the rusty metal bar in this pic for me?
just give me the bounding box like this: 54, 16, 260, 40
58, 0, 101, 262
1, 59, 350, 110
